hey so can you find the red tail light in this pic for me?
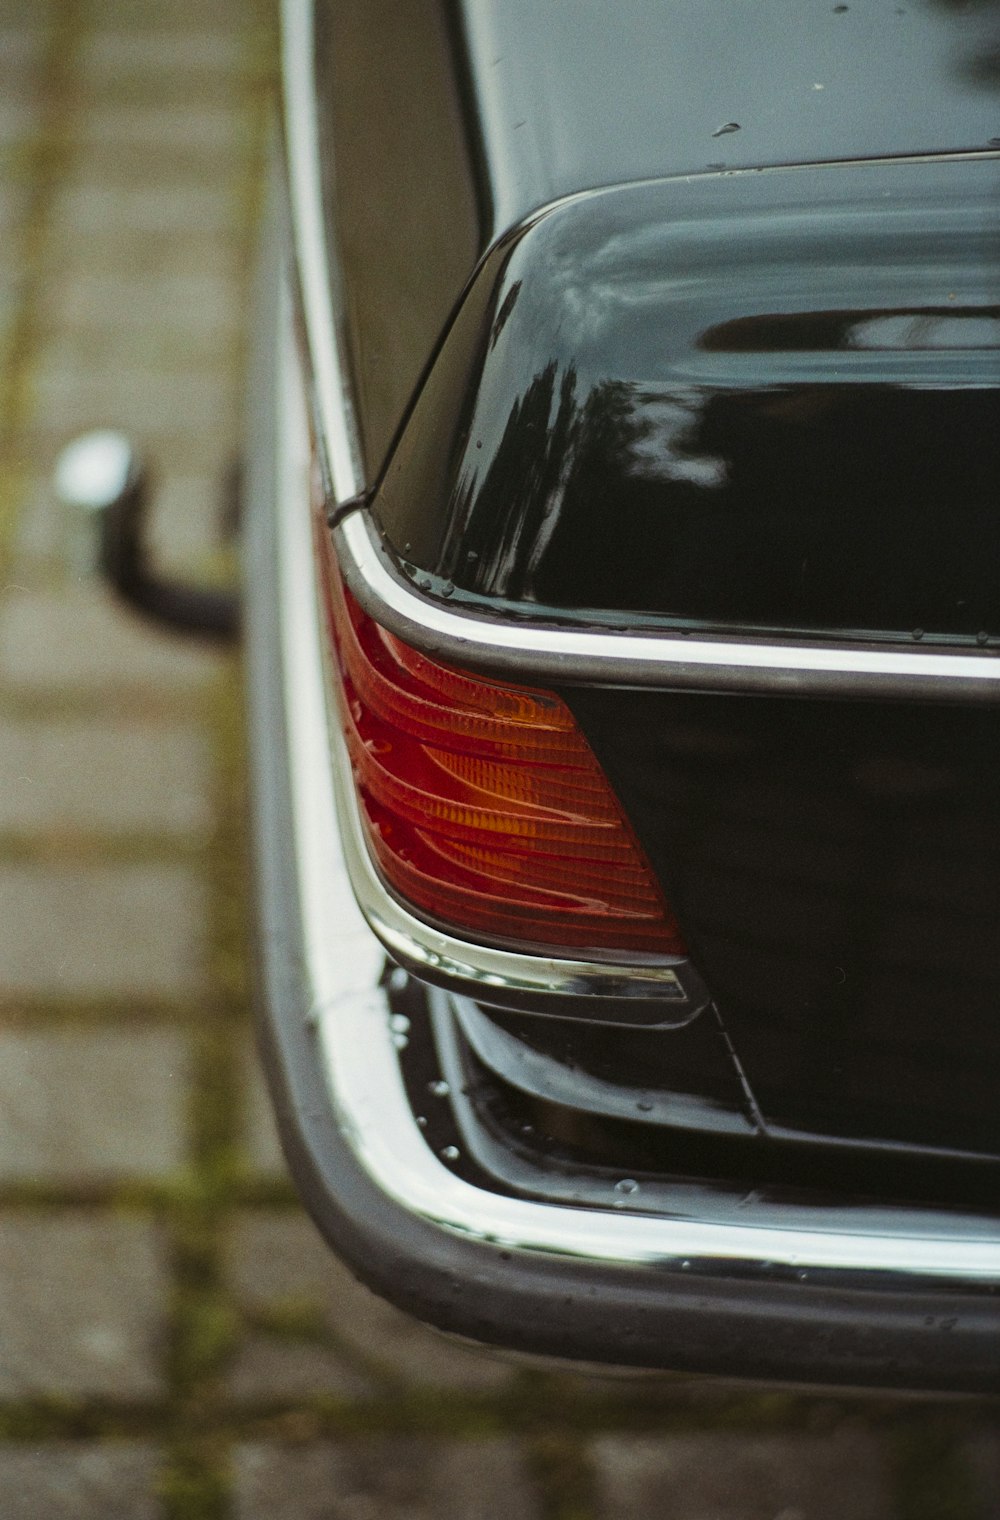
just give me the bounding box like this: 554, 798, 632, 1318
318, 539, 686, 958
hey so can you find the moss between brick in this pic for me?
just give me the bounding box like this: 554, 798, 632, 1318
159, 664, 249, 1518
0, 7, 83, 576
891, 1418, 988, 1520
524, 1412, 600, 1520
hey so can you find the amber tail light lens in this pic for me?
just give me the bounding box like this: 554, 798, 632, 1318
318, 539, 686, 958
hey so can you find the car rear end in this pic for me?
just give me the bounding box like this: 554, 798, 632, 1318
244, 0, 1000, 1389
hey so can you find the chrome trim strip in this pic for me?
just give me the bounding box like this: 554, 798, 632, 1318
274, 279, 1000, 1284
281, 0, 364, 501
338, 513, 1000, 698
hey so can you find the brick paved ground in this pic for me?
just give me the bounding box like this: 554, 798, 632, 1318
0, 2, 997, 1516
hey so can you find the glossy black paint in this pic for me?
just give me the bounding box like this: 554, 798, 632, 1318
372, 156, 999, 644
311, 0, 1000, 479
565, 683, 1000, 1162
457, 0, 1000, 234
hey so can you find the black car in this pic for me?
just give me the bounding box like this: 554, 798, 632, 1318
234, 0, 1000, 1391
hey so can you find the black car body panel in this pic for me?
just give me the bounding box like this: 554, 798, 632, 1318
370, 160, 1000, 644
243, 0, 1000, 1389
556, 686, 1000, 1162
318, 0, 1000, 488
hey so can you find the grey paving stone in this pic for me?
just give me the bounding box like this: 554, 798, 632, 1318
0, 717, 212, 836
77, 100, 253, 164
68, 143, 257, 194
0, 861, 205, 998
0, 23, 51, 72
52, 176, 243, 240
150, 471, 237, 575
31, 353, 236, 445
36, 310, 239, 380
82, 0, 265, 23
0, 585, 223, 694
0, 182, 28, 236
0, 1027, 188, 1179
232, 1440, 541, 1520
0, 2, 55, 26
11, 466, 80, 568
0, 1214, 168, 1396
228, 1214, 516, 1397
79, 27, 255, 84
228, 1338, 375, 1406
40, 220, 241, 284
592, 1431, 893, 1520
0, 283, 21, 370
0, 95, 38, 145
50, 270, 240, 352
966, 1431, 1000, 1520
240, 1035, 287, 1178
0, 236, 26, 377
0, 1443, 162, 1519
225, 1206, 377, 1402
